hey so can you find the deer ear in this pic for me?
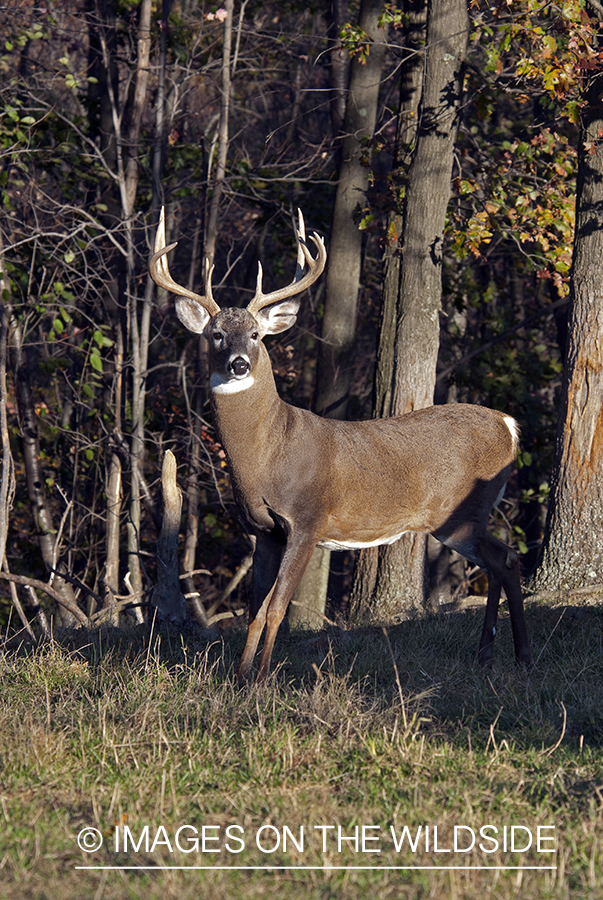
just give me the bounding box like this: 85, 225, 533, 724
255, 298, 300, 336
175, 296, 212, 334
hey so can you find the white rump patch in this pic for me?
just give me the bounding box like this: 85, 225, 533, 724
318, 531, 408, 552
210, 372, 255, 394
503, 415, 520, 447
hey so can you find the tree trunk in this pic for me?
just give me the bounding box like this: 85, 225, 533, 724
289, 0, 386, 629
326, 0, 350, 141
528, 32, 603, 594
95, 0, 153, 617
372, 0, 427, 420
103, 450, 122, 626
8, 313, 78, 626
126, 0, 152, 613
315, 0, 387, 420
0, 233, 15, 572
151, 450, 190, 625
351, 0, 468, 620
203, 0, 234, 273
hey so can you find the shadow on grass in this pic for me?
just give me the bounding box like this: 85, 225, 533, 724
3, 598, 602, 751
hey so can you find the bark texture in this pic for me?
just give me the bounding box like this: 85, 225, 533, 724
529, 54, 603, 593
314, 0, 387, 420
351, 0, 468, 619
151, 450, 190, 625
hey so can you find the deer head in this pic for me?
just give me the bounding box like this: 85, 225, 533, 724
150, 209, 326, 393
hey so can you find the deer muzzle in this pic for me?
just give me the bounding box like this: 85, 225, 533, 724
229, 355, 251, 378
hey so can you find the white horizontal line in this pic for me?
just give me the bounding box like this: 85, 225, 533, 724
75, 865, 557, 871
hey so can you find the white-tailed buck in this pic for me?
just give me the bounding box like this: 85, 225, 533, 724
150, 209, 532, 681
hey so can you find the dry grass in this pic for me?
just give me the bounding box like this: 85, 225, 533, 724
0, 600, 602, 899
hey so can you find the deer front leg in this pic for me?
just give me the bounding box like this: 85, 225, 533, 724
236, 532, 283, 681
236, 584, 276, 681
254, 536, 318, 682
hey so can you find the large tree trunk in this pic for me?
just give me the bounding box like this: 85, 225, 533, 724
528, 28, 603, 594
289, 0, 386, 629
314, 0, 387, 420
351, 0, 468, 620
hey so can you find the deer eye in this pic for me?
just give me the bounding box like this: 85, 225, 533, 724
213, 332, 223, 342
251, 332, 259, 341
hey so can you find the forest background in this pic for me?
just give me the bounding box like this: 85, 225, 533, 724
0, 0, 601, 638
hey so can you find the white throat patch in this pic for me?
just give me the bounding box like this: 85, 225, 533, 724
210, 372, 255, 395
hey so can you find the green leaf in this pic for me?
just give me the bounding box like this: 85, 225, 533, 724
90, 353, 103, 373
94, 329, 113, 348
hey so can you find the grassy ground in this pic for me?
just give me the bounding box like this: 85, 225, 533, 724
1, 599, 602, 900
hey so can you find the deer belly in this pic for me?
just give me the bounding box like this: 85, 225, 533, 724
317, 531, 409, 551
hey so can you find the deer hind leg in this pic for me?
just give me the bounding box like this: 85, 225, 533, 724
477, 535, 532, 667
477, 542, 504, 668
501, 547, 532, 665
436, 528, 531, 667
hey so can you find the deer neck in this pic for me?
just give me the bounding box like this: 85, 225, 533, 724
209, 343, 284, 469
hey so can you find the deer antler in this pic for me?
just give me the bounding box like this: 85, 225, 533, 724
246, 210, 327, 317
149, 207, 220, 317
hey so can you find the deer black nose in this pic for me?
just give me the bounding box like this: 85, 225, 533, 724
230, 356, 250, 377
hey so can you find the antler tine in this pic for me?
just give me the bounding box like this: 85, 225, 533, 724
247, 210, 326, 317
149, 207, 220, 316
294, 208, 306, 281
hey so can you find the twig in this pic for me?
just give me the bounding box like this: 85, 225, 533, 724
535, 609, 567, 666
485, 706, 503, 754
543, 701, 567, 757
5, 576, 36, 642
382, 627, 407, 731
205, 551, 253, 619
145, 606, 158, 675
0, 571, 89, 626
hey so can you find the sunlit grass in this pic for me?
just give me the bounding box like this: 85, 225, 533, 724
0, 600, 602, 899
